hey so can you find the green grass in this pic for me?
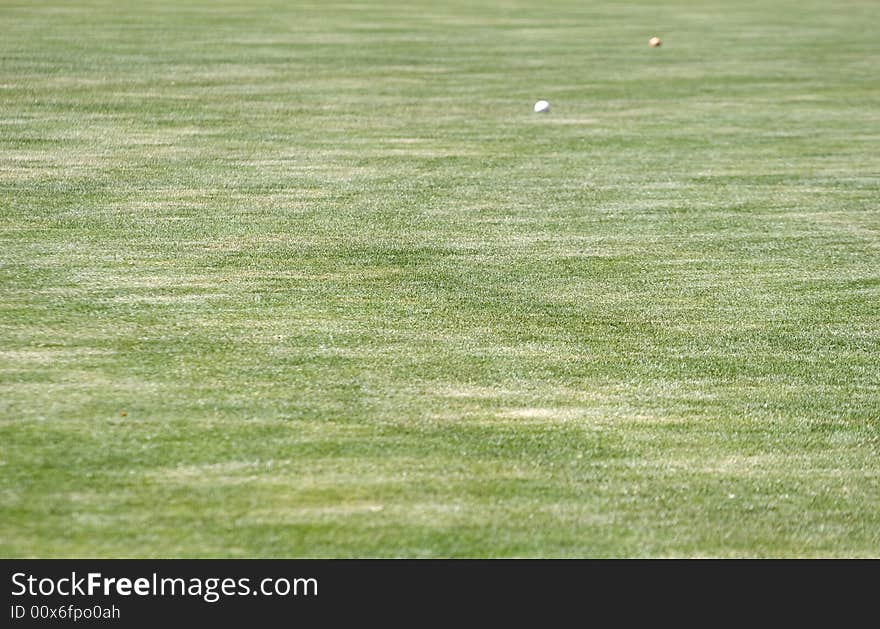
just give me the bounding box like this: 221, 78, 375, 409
1, 0, 879, 557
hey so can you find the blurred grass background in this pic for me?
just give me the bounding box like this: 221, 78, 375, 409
1, 0, 878, 556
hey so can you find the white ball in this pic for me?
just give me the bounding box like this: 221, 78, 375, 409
533, 100, 550, 113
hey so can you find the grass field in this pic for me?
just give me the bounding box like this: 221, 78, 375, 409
1, 0, 879, 557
